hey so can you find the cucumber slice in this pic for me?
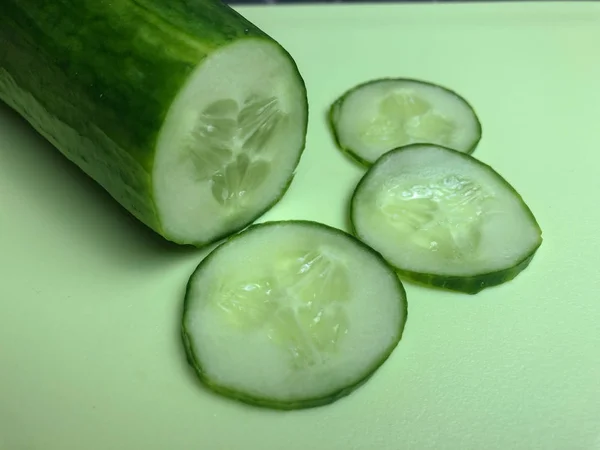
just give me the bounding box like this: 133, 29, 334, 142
0, 0, 308, 246
329, 78, 481, 166
182, 220, 407, 409
350, 144, 542, 294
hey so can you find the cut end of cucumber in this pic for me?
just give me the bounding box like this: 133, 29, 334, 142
182, 221, 407, 409
154, 39, 307, 245
330, 78, 481, 165
351, 145, 542, 293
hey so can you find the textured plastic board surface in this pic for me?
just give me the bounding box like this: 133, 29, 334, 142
1, 2, 599, 450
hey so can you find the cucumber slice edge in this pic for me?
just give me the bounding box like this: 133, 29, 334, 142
393, 248, 542, 294
181, 219, 408, 409
329, 97, 373, 167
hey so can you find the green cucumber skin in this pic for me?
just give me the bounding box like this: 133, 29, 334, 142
350, 145, 543, 295
0, 0, 307, 246
328, 78, 483, 168
181, 220, 408, 410
393, 250, 540, 295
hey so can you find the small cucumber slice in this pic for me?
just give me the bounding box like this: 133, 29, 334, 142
329, 78, 482, 166
182, 220, 407, 409
350, 144, 542, 294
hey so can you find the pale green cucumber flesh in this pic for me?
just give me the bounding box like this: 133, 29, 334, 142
350, 144, 542, 294
154, 39, 308, 245
0, 0, 308, 246
182, 220, 407, 409
329, 78, 482, 166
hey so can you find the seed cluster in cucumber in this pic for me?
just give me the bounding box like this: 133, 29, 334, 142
186, 96, 283, 207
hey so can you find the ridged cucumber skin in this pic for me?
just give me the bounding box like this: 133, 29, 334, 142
181, 220, 408, 410
328, 78, 483, 168
0, 0, 308, 246
350, 145, 543, 295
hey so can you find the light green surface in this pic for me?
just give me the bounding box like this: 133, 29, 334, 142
1, 2, 599, 449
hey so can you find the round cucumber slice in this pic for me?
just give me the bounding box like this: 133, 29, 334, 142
329, 78, 482, 166
350, 144, 542, 294
181, 220, 407, 409
154, 39, 307, 245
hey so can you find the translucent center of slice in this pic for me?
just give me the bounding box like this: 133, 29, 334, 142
360, 89, 454, 148
377, 175, 496, 259
212, 249, 350, 370
184, 96, 286, 207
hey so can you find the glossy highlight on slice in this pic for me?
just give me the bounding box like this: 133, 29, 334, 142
350, 144, 542, 294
